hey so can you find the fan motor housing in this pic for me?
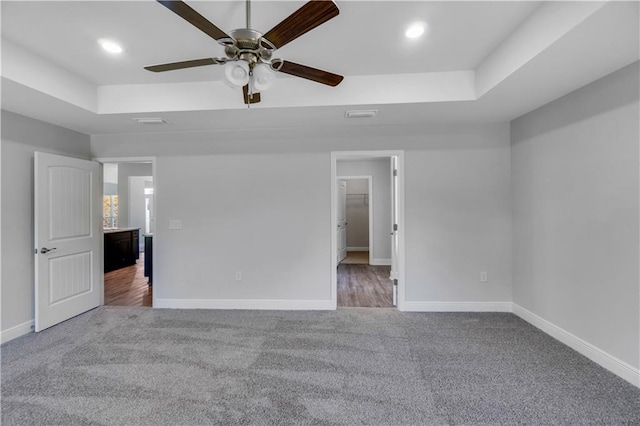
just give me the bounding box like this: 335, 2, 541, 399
224, 28, 274, 63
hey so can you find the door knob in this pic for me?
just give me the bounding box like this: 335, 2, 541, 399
40, 247, 57, 254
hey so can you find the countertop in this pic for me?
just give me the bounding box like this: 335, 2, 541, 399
103, 227, 140, 234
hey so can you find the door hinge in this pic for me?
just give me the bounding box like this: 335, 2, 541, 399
393, 169, 398, 177
393, 223, 398, 231
392, 279, 398, 307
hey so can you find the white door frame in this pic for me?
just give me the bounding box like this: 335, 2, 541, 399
336, 179, 348, 263
331, 151, 406, 310
335, 175, 373, 265
94, 156, 157, 308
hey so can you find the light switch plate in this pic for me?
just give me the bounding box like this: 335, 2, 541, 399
169, 219, 182, 230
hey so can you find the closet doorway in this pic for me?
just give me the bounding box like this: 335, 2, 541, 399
338, 176, 373, 264
331, 151, 405, 309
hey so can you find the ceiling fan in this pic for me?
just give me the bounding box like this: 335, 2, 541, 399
145, 0, 344, 105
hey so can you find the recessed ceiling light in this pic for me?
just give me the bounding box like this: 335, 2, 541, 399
405, 23, 426, 39
98, 39, 123, 54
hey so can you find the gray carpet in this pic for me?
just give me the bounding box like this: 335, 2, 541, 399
2, 307, 639, 425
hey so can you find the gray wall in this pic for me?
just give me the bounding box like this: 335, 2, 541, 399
157, 153, 330, 301
1, 110, 91, 333
103, 163, 118, 196
511, 62, 640, 368
404, 143, 512, 303
91, 122, 513, 307
338, 160, 391, 261
117, 162, 152, 228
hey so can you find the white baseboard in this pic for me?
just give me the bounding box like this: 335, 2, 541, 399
155, 298, 335, 310
370, 258, 391, 266
512, 304, 640, 388
1, 320, 34, 344
347, 247, 369, 252
402, 301, 513, 312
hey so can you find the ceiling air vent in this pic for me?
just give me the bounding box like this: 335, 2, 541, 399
132, 117, 169, 125
345, 110, 377, 119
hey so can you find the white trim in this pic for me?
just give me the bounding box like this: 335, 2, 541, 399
402, 301, 513, 312
94, 156, 156, 163
347, 247, 369, 252
154, 298, 334, 310
330, 158, 338, 307
1, 320, 34, 344
370, 258, 392, 266
512, 304, 640, 388
396, 154, 406, 310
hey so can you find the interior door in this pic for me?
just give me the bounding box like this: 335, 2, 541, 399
390, 157, 399, 305
337, 179, 347, 262
34, 152, 102, 332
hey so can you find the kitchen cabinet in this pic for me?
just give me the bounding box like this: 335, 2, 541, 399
104, 228, 139, 272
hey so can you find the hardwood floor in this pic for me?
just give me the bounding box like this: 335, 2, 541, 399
104, 254, 152, 307
104, 251, 388, 308
337, 264, 393, 308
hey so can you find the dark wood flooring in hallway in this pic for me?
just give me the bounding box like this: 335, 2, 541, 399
337, 263, 393, 308
104, 255, 152, 307
105, 251, 390, 308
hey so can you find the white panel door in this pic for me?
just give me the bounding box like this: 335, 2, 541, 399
337, 180, 347, 262
390, 157, 399, 306
34, 152, 102, 332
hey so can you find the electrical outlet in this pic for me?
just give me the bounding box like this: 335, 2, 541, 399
480, 271, 488, 282
235, 271, 242, 281
169, 219, 182, 230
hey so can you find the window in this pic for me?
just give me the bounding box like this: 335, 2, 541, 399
103, 195, 119, 229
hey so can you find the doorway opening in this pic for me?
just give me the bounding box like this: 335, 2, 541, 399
336, 176, 390, 306
331, 151, 405, 310
337, 176, 372, 264
97, 157, 156, 308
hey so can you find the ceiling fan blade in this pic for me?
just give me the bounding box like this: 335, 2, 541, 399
263, 0, 339, 49
157, 0, 230, 42
272, 60, 343, 87
243, 85, 261, 104
145, 58, 221, 72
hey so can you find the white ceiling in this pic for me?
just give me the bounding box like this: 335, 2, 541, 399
1, 0, 639, 136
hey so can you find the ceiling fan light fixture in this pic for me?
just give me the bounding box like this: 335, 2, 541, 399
224, 61, 250, 87
405, 22, 426, 39
146, 0, 344, 105
252, 63, 276, 91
